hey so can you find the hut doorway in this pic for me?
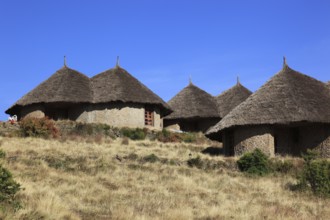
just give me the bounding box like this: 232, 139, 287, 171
290, 127, 300, 155
225, 131, 235, 156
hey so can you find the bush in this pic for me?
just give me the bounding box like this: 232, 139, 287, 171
237, 148, 270, 176
19, 117, 59, 138
297, 150, 330, 197
143, 154, 159, 163
121, 128, 147, 140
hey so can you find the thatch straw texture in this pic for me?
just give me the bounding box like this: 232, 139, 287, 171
6, 66, 92, 115
207, 64, 330, 135
215, 82, 252, 118
91, 66, 171, 114
165, 83, 220, 119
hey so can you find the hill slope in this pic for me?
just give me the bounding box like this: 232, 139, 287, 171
0, 137, 329, 219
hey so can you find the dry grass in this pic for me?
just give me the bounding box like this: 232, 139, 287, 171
0, 136, 329, 219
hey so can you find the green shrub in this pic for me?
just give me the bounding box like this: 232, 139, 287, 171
0, 165, 21, 204
19, 117, 59, 138
237, 148, 270, 176
296, 150, 330, 197
121, 128, 146, 140
143, 154, 159, 163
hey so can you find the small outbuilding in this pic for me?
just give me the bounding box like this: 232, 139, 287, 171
206, 59, 330, 157
164, 82, 220, 132
6, 61, 171, 129
215, 80, 252, 118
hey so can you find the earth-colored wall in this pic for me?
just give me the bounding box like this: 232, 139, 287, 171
19, 103, 163, 129
72, 103, 162, 129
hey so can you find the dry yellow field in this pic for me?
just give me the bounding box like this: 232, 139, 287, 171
0, 136, 329, 220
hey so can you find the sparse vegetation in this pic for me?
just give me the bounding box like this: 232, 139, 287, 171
0, 128, 329, 219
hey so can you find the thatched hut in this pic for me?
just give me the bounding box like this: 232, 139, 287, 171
75, 64, 171, 129
206, 60, 330, 157
6, 62, 171, 129
6, 65, 93, 120
215, 80, 252, 118
164, 82, 220, 132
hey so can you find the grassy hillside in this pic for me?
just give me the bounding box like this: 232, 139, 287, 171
0, 136, 329, 219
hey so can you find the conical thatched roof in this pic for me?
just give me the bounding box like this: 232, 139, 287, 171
207, 63, 330, 135
215, 82, 252, 118
165, 83, 220, 120
6, 66, 92, 115
91, 66, 171, 114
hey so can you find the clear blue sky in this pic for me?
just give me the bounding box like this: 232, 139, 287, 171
1, 0, 330, 120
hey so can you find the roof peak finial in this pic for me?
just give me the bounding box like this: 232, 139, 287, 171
64, 55, 67, 67
237, 76, 240, 85
189, 75, 192, 85
283, 56, 287, 67
116, 56, 120, 67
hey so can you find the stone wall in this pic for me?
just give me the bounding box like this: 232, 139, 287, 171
232, 126, 274, 156
20, 104, 45, 119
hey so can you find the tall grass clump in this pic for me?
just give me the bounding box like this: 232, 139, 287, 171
237, 148, 270, 176
19, 117, 59, 138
